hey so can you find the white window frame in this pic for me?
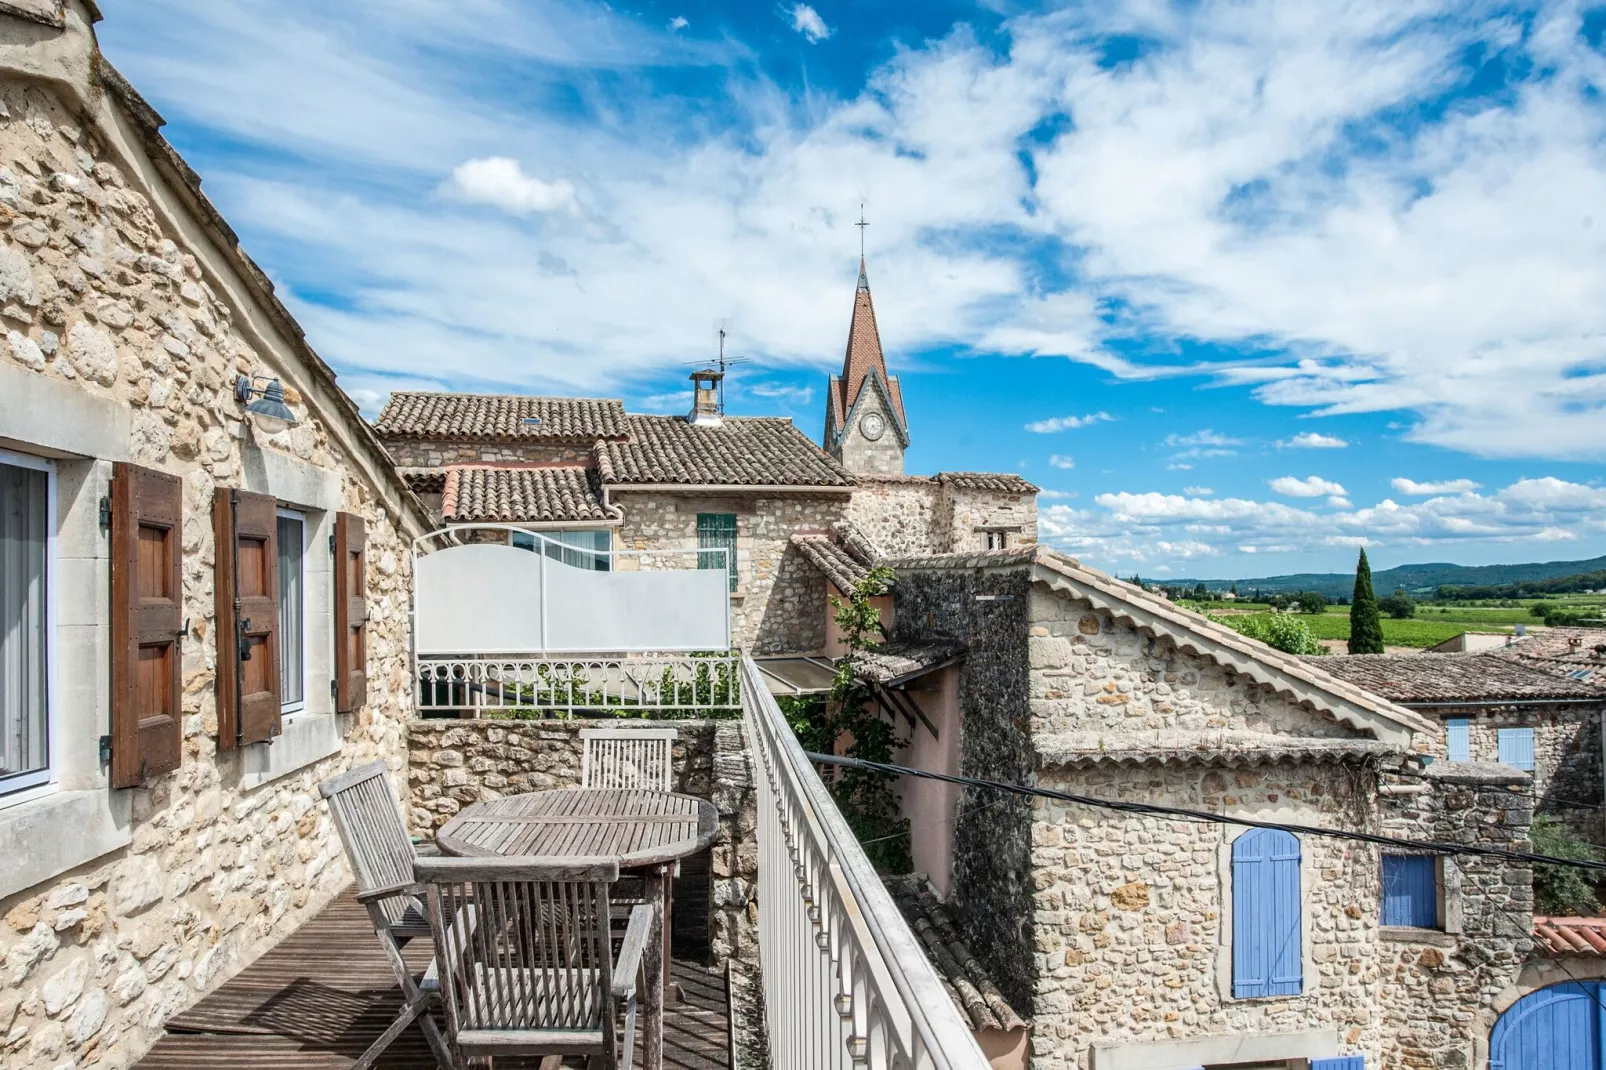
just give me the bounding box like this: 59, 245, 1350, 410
275, 507, 309, 719
0, 447, 57, 805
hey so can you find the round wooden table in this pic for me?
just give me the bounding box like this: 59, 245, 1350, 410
436, 788, 719, 1070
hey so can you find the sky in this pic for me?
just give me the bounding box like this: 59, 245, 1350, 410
95, 0, 1606, 581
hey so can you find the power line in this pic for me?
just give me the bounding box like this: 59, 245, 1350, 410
807, 752, 1606, 875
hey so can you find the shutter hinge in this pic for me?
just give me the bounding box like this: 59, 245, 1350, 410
330, 532, 337, 555
98, 734, 112, 765
98, 495, 112, 531
331, 678, 338, 699
178, 617, 190, 639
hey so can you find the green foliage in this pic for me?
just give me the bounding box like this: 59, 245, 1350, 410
1349, 549, 1385, 655
1293, 591, 1329, 615
793, 565, 912, 874
1212, 610, 1325, 655
1530, 601, 1557, 618
1437, 567, 1606, 601
1378, 589, 1417, 620
1530, 815, 1603, 916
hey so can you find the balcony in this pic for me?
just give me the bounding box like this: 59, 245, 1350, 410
133, 656, 992, 1070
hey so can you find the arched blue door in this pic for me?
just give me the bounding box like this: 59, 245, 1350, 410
1491, 982, 1606, 1070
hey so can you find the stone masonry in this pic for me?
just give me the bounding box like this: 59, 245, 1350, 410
0, 29, 425, 1070
406, 718, 759, 968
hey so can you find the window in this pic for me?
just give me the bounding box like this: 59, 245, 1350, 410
1446, 718, 1470, 762
1498, 727, 1535, 770
1231, 828, 1302, 998
697, 513, 737, 593
1382, 854, 1438, 928
276, 510, 305, 715
511, 529, 611, 571
0, 452, 51, 796
984, 531, 1006, 550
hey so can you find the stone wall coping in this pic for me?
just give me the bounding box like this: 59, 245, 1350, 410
1034, 730, 1401, 768
1419, 759, 1532, 786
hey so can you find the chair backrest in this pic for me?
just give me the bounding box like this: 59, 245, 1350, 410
319, 761, 417, 929
415, 856, 622, 1040
579, 727, 676, 791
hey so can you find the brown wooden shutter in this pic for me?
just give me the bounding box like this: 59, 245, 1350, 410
109, 463, 184, 788
334, 512, 368, 713
213, 488, 281, 747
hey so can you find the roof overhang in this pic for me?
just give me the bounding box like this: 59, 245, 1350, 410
605, 483, 855, 495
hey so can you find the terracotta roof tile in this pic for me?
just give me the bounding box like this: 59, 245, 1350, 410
601, 415, 851, 488
1490, 627, 1606, 686
1308, 652, 1605, 704
398, 467, 445, 493
827, 260, 908, 440
883, 877, 1026, 1034
791, 534, 871, 592
440, 466, 621, 524
853, 638, 967, 686
937, 471, 1040, 494
374, 392, 627, 441
1534, 916, 1606, 956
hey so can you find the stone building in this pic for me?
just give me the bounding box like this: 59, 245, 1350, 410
1317, 652, 1606, 841
855, 546, 1542, 1069
0, 6, 431, 1069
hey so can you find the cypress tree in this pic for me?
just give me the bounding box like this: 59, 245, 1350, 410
1348, 548, 1384, 654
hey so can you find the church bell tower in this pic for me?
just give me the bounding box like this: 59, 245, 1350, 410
824, 256, 908, 475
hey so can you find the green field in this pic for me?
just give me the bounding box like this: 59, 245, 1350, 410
1227, 612, 1509, 649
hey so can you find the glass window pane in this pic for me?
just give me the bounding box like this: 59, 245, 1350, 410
277, 515, 304, 709
0, 461, 48, 787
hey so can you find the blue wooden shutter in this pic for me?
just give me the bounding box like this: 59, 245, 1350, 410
1381, 855, 1438, 928
1232, 828, 1303, 998
1446, 718, 1470, 762
1311, 1058, 1365, 1070
1498, 727, 1535, 770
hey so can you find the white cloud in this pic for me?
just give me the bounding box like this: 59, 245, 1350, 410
1183, 486, 1214, 496
1278, 432, 1349, 449
442, 157, 577, 216
1391, 477, 1482, 496
1269, 475, 1347, 498
1164, 430, 1242, 449
789, 4, 830, 43
1327, 495, 1352, 509
1025, 411, 1113, 433
669, 16, 688, 31
1039, 489, 1076, 499
1049, 454, 1075, 469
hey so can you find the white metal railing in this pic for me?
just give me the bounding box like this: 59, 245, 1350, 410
742, 657, 989, 1070
417, 655, 741, 718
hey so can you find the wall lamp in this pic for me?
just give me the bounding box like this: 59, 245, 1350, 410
235, 375, 299, 433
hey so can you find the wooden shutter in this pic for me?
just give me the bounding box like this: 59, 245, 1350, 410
109, 463, 184, 788
214, 488, 280, 747
1498, 727, 1535, 770
1231, 828, 1303, 998
1446, 718, 1470, 762
1381, 855, 1438, 928
1310, 1059, 1365, 1070
334, 511, 368, 713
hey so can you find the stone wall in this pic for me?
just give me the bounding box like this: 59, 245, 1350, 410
846, 476, 941, 556
381, 439, 595, 469
405, 718, 759, 967
885, 563, 1036, 1013
945, 485, 1038, 552
613, 491, 846, 654
0, 61, 420, 1070
1413, 702, 1603, 842
831, 389, 904, 476
1377, 765, 1533, 1070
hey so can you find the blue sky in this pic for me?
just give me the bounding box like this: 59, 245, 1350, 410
96, 0, 1606, 580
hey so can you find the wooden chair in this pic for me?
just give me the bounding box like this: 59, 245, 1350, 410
580, 728, 677, 791
319, 761, 453, 1070
415, 855, 656, 1070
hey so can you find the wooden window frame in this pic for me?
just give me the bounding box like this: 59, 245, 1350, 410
0, 448, 55, 800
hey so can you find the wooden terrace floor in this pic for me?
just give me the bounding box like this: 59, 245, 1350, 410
134, 892, 733, 1070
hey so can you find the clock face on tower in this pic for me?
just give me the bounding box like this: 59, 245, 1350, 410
860, 411, 886, 441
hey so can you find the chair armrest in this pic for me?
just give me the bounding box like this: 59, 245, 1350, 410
356, 879, 424, 904
611, 904, 655, 998
412, 839, 443, 857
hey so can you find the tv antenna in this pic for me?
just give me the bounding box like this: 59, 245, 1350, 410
684, 320, 752, 414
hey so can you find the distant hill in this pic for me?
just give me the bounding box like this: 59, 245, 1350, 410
1159, 554, 1606, 600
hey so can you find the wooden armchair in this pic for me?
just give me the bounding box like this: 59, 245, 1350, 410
579, 727, 677, 791
319, 761, 452, 1070
415, 855, 656, 1070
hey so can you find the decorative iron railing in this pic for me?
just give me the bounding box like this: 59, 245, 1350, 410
741, 656, 989, 1070
417, 654, 741, 719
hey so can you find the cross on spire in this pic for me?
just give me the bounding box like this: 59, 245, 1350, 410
856, 203, 870, 292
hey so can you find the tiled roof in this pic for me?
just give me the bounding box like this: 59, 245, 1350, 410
1308, 652, 1605, 704
1036, 731, 1401, 768
791, 534, 871, 592
853, 637, 967, 686
398, 467, 446, 493
599, 415, 851, 488
1491, 628, 1606, 686
883, 877, 1027, 1034
937, 472, 1039, 495
440, 466, 621, 524
374, 392, 627, 441
827, 260, 908, 440
1534, 916, 1606, 956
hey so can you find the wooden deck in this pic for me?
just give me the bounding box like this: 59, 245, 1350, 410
134, 891, 732, 1069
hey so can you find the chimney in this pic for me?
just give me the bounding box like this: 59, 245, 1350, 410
688, 368, 723, 427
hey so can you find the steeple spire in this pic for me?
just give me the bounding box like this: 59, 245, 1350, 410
824, 232, 909, 474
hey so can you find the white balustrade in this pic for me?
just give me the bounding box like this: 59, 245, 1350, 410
742, 657, 990, 1070
417, 655, 740, 718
